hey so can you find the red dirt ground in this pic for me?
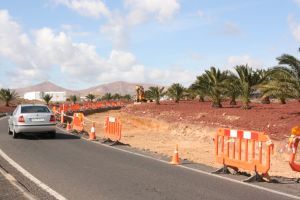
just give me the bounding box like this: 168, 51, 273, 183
122, 100, 300, 141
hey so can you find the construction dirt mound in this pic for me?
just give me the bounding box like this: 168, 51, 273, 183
123, 100, 300, 140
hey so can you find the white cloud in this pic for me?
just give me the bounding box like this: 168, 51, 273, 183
96, 64, 146, 84
0, 10, 47, 86
108, 50, 136, 71
288, 15, 300, 42
295, 0, 300, 6
31, 27, 110, 81
53, 0, 110, 18
60, 24, 90, 37
227, 55, 262, 68
53, 0, 180, 49
100, 14, 129, 49
51, 0, 181, 49
147, 67, 194, 86
102, 0, 180, 49
0, 10, 108, 86
125, 0, 180, 24
0, 10, 192, 88
0, 10, 31, 67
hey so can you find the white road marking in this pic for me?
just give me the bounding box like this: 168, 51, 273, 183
0, 117, 67, 200
56, 126, 300, 200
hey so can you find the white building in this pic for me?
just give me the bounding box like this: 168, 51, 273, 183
24, 92, 42, 101
24, 91, 66, 102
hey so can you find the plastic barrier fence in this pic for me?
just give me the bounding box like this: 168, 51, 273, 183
104, 116, 122, 143
288, 126, 300, 177
214, 128, 274, 182
72, 113, 85, 132
288, 135, 300, 176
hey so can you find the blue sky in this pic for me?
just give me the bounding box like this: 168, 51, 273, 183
0, 0, 299, 90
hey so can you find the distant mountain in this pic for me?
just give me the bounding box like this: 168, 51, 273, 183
15, 81, 75, 96
14, 81, 156, 97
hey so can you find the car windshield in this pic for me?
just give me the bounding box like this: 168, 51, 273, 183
21, 106, 50, 113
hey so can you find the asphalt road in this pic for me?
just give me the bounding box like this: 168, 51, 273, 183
0, 117, 297, 200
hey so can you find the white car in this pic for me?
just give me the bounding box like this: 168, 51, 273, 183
8, 104, 56, 138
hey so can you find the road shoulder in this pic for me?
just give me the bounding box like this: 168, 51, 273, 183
0, 160, 35, 200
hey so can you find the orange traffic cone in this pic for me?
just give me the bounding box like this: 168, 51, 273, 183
89, 122, 96, 140
66, 122, 71, 132
170, 144, 180, 165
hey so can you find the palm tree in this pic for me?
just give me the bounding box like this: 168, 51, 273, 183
271, 52, 300, 101
193, 67, 228, 108
185, 88, 197, 100
258, 69, 273, 104
260, 70, 294, 104
188, 83, 206, 102
102, 93, 112, 101
69, 95, 78, 104
85, 93, 96, 102
112, 93, 121, 100
146, 86, 165, 105
234, 65, 267, 109
224, 75, 240, 105
42, 94, 53, 105
144, 90, 152, 101
167, 83, 185, 103
0, 88, 18, 106
122, 94, 132, 101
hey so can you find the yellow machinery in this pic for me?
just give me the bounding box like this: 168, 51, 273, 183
135, 85, 146, 102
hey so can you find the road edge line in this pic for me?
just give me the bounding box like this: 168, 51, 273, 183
56, 126, 300, 200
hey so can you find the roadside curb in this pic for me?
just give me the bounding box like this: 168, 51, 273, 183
0, 147, 67, 200
0, 165, 37, 200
